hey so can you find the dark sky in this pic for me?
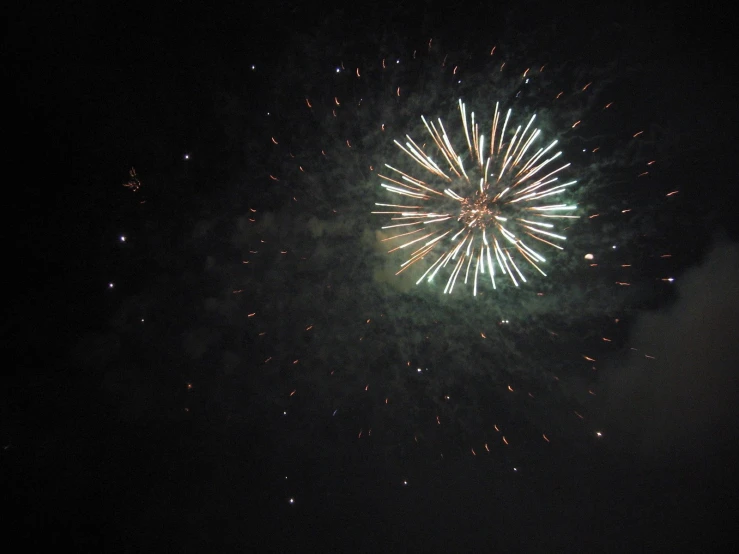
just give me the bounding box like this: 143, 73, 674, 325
5, 0, 738, 550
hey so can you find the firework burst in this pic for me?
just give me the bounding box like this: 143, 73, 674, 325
254, 32, 675, 460
375, 99, 578, 295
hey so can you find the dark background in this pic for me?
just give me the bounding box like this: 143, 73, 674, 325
4, 0, 737, 550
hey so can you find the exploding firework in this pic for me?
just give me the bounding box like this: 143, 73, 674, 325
246, 30, 676, 463
375, 99, 577, 295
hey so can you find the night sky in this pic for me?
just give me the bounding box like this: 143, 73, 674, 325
5, 1, 738, 550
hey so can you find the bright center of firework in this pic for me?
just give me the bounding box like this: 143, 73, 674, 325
460, 188, 506, 229
373, 99, 578, 296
